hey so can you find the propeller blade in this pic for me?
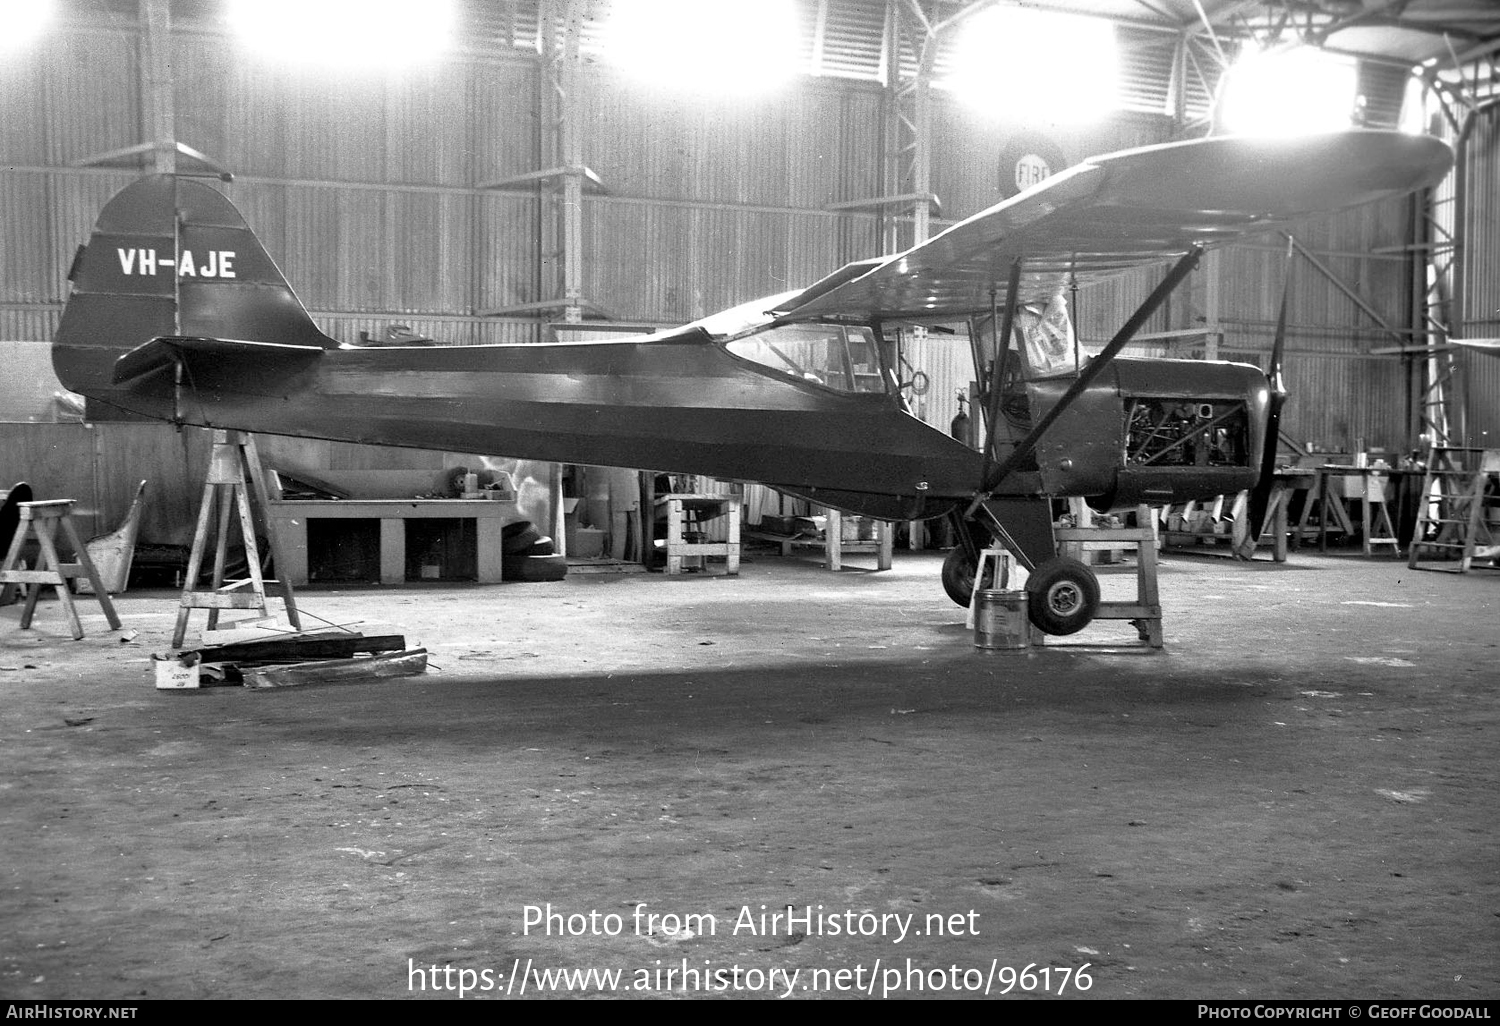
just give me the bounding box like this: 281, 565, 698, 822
1247, 237, 1295, 545
1265, 236, 1293, 399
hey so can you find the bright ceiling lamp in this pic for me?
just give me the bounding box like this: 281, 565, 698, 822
1219, 46, 1357, 136
226, 0, 455, 69
604, 0, 801, 96
943, 6, 1119, 123
0, 0, 55, 52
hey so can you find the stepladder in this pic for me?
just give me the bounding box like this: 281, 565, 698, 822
1408, 447, 1500, 573
173, 431, 301, 647
964, 548, 1020, 630
0, 499, 122, 640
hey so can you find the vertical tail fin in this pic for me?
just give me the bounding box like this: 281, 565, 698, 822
53, 174, 336, 411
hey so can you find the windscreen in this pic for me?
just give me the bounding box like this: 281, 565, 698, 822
726, 323, 888, 394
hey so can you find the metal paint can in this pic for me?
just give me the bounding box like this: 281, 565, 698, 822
974, 589, 1030, 650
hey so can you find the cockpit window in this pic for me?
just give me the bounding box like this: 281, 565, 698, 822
974, 292, 1084, 379
1018, 294, 1079, 375
726, 323, 888, 393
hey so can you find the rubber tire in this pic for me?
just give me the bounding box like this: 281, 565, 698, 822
503, 553, 568, 582
940, 547, 1000, 607
1025, 558, 1099, 636
526, 536, 555, 557
502, 522, 542, 554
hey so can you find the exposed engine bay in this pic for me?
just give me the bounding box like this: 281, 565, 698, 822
1125, 397, 1252, 468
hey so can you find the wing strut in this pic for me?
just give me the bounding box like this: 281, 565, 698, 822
978, 259, 1024, 486
966, 245, 1204, 514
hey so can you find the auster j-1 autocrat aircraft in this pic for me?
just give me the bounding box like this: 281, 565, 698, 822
51, 130, 1452, 636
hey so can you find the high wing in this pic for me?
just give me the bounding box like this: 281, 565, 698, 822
776, 131, 1453, 322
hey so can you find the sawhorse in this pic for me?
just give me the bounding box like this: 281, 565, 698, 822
0, 500, 121, 640
1229, 480, 1294, 562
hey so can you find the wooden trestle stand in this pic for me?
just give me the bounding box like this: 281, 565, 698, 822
0, 499, 122, 640
172, 431, 300, 648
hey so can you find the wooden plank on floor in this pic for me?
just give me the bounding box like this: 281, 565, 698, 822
190, 632, 407, 664
241, 649, 428, 689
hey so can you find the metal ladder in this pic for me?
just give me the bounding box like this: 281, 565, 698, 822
1407, 447, 1500, 574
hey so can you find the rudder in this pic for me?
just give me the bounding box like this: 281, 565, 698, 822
53, 174, 336, 413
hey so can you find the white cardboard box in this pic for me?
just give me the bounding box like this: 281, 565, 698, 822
153, 655, 201, 690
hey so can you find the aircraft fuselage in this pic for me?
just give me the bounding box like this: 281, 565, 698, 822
51, 173, 1270, 522
56, 329, 1268, 520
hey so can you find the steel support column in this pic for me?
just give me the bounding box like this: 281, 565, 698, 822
1410, 74, 1498, 447
539, 0, 586, 326
142, 0, 175, 175
878, 1, 992, 548
482, 2, 603, 329
879, 0, 990, 255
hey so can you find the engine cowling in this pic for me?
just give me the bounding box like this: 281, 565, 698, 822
1026, 357, 1271, 510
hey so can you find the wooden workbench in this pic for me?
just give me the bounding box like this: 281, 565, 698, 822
1304, 465, 1402, 555
654, 493, 741, 575
266, 498, 522, 585
746, 509, 894, 571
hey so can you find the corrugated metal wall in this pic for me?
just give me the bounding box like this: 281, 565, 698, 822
0, 10, 1478, 461
1214, 197, 1418, 453
899, 109, 1179, 437
578, 77, 884, 322
0, 22, 539, 345
0, 17, 1178, 343
1460, 104, 1500, 449
0, 421, 496, 544
931, 106, 1169, 220
0, 422, 212, 543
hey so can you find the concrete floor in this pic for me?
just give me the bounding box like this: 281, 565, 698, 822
1, 548, 1496, 1000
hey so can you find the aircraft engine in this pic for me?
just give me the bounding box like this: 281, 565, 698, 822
1026, 357, 1271, 511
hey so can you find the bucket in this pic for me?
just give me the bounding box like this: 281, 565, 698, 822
973, 589, 1030, 650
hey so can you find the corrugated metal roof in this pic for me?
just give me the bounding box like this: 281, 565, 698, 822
55, 2, 1500, 121
59, 1, 1500, 66
819, 0, 888, 81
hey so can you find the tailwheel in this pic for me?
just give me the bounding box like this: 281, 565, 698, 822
1025, 558, 1099, 636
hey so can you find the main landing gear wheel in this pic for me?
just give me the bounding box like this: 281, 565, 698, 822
941, 547, 985, 607
1025, 558, 1099, 636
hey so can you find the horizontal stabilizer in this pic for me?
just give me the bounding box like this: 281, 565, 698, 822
112, 335, 326, 384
